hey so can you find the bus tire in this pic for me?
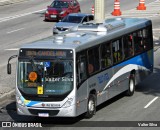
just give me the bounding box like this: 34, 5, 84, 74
85, 94, 96, 119
126, 74, 135, 96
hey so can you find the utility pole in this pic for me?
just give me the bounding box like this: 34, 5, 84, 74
94, 0, 105, 23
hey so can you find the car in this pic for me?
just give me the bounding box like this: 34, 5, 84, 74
53, 13, 94, 34
45, 0, 81, 21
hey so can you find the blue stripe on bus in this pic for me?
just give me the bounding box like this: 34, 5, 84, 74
27, 101, 40, 107
20, 95, 40, 106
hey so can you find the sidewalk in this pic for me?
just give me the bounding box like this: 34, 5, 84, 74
0, 0, 27, 6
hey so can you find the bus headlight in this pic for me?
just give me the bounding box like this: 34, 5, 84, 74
16, 96, 25, 106
62, 98, 73, 108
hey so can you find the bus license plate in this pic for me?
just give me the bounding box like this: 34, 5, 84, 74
38, 113, 49, 117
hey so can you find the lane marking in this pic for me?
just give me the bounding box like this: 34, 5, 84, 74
153, 36, 159, 40
0, 9, 46, 23
0, 0, 9, 2
7, 28, 24, 34
144, 97, 159, 109
153, 29, 160, 31
5, 48, 19, 50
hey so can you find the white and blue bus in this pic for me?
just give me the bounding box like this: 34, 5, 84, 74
7, 17, 153, 118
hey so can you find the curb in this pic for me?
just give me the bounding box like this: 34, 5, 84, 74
0, 89, 15, 104
0, 0, 28, 6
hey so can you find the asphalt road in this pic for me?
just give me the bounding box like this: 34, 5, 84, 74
0, 0, 160, 129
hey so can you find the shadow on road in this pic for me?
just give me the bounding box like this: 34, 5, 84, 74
136, 67, 160, 96
5, 94, 126, 127
5, 101, 85, 126
5, 95, 126, 127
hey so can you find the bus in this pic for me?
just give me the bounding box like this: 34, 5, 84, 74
7, 17, 153, 118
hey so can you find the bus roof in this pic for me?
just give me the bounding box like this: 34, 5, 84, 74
20, 17, 151, 52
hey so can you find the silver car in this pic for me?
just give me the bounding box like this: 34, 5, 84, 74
53, 13, 94, 34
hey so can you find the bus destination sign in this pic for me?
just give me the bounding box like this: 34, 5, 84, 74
19, 49, 73, 58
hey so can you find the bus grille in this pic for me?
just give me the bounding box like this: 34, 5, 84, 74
28, 109, 59, 116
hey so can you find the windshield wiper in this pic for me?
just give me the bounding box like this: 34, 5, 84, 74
29, 57, 44, 76
29, 57, 36, 71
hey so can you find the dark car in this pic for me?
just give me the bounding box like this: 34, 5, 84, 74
45, 0, 81, 21
53, 13, 94, 34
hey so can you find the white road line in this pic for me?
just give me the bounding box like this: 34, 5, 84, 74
153, 36, 159, 40
0, 0, 9, 2
153, 29, 160, 31
144, 97, 159, 109
0, 9, 46, 23
5, 48, 19, 50
7, 28, 24, 34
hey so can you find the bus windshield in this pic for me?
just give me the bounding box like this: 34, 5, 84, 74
17, 59, 73, 97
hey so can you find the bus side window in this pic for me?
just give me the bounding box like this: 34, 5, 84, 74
133, 31, 144, 54
79, 60, 87, 80
76, 53, 87, 84
101, 42, 112, 69
87, 46, 100, 75
143, 27, 153, 50
123, 35, 134, 59
112, 39, 123, 64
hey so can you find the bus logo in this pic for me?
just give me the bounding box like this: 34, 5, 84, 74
41, 103, 45, 107
97, 73, 109, 84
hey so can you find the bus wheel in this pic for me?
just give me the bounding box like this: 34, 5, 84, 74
126, 74, 135, 96
85, 94, 96, 118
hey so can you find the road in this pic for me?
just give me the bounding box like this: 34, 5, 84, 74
0, 0, 160, 129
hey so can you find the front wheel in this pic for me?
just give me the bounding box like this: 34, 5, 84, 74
126, 74, 135, 96
85, 94, 96, 119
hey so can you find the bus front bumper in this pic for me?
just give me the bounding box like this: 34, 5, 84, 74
17, 104, 76, 117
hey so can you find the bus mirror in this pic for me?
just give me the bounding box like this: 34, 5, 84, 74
7, 63, 11, 74
7, 55, 17, 75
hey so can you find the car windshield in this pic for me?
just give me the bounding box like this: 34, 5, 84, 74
50, 1, 69, 8
62, 15, 84, 23
17, 59, 73, 96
